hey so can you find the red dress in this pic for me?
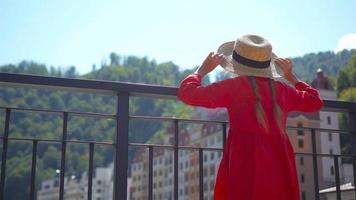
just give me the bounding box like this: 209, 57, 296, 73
178, 73, 323, 200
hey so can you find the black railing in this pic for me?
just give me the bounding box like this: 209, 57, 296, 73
0, 72, 356, 200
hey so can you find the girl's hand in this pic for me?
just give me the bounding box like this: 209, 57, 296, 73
195, 52, 224, 77
275, 57, 299, 86
275, 58, 293, 77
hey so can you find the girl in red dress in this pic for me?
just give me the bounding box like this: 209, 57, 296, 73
178, 34, 323, 200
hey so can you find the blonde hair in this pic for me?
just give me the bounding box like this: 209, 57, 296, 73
247, 77, 284, 133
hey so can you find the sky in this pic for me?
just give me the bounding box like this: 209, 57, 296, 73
1, 0, 356, 75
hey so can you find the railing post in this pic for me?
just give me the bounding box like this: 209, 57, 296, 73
348, 111, 356, 199
199, 148, 203, 200
311, 128, 320, 200
173, 119, 179, 200
0, 108, 10, 199
87, 143, 95, 200
29, 140, 38, 200
148, 146, 153, 200
334, 155, 341, 200
114, 93, 129, 200
59, 112, 68, 200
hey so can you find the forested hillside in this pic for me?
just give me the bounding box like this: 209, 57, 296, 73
0, 54, 199, 199
293, 49, 356, 83
0, 49, 355, 199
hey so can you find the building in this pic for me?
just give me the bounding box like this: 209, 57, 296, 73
37, 176, 83, 200
37, 164, 115, 200
129, 115, 224, 200
286, 68, 344, 200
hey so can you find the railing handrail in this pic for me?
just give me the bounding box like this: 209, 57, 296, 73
0, 72, 177, 97
1, 72, 355, 112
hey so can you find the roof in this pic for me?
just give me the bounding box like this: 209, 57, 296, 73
319, 182, 354, 194
288, 111, 320, 120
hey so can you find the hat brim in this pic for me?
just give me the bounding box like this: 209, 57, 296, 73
217, 41, 283, 79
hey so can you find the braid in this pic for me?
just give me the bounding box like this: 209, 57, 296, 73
247, 76, 268, 131
268, 79, 285, 134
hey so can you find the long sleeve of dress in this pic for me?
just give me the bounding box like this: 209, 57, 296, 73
177, 73, 232, 108
285, 81, 324, 112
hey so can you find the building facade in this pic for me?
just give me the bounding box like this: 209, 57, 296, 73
37, 164, 115, 200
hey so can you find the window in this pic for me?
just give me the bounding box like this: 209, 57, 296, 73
302, 191, 306, 200
210, 180, 214, 190
210, 165, 215, 175
190, 172, 194, 179
329, 149, 333, 155
217, 135, 222, 143
328, 133, 332, 141
300, 156, 304, 165
297, 123, 304, 136
298, 138, 304, 148
327, 116, 331, 125
331, 166, 334, 176
301, 173, 305, 183
210, 152, 215, 160
204, 182, 208, 191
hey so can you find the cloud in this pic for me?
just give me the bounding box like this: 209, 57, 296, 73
335, 33, 356, 53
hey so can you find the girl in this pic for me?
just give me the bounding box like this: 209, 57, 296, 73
178, 34, 323, 200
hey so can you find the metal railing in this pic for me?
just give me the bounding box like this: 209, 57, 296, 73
0, 72, 356, 200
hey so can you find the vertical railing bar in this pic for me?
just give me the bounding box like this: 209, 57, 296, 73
311, 128, 320, 200
353, 156, 356, 199
334, 155, 341, 200
222, 122, 227, 148
348, 111, 356, 199
29, 140, 38, 200
148, 146, 153, 200
59, 112, 68, 200
113, 93, 129, 200
199, 148, 203, 200
0, 108, 11, 199
174, 119, 179, 200
87, 143, 94, 200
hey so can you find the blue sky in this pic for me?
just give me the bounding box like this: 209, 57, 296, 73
1, 0, 356, 75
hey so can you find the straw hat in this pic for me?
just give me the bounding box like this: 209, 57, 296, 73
217, 34, 282, 78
